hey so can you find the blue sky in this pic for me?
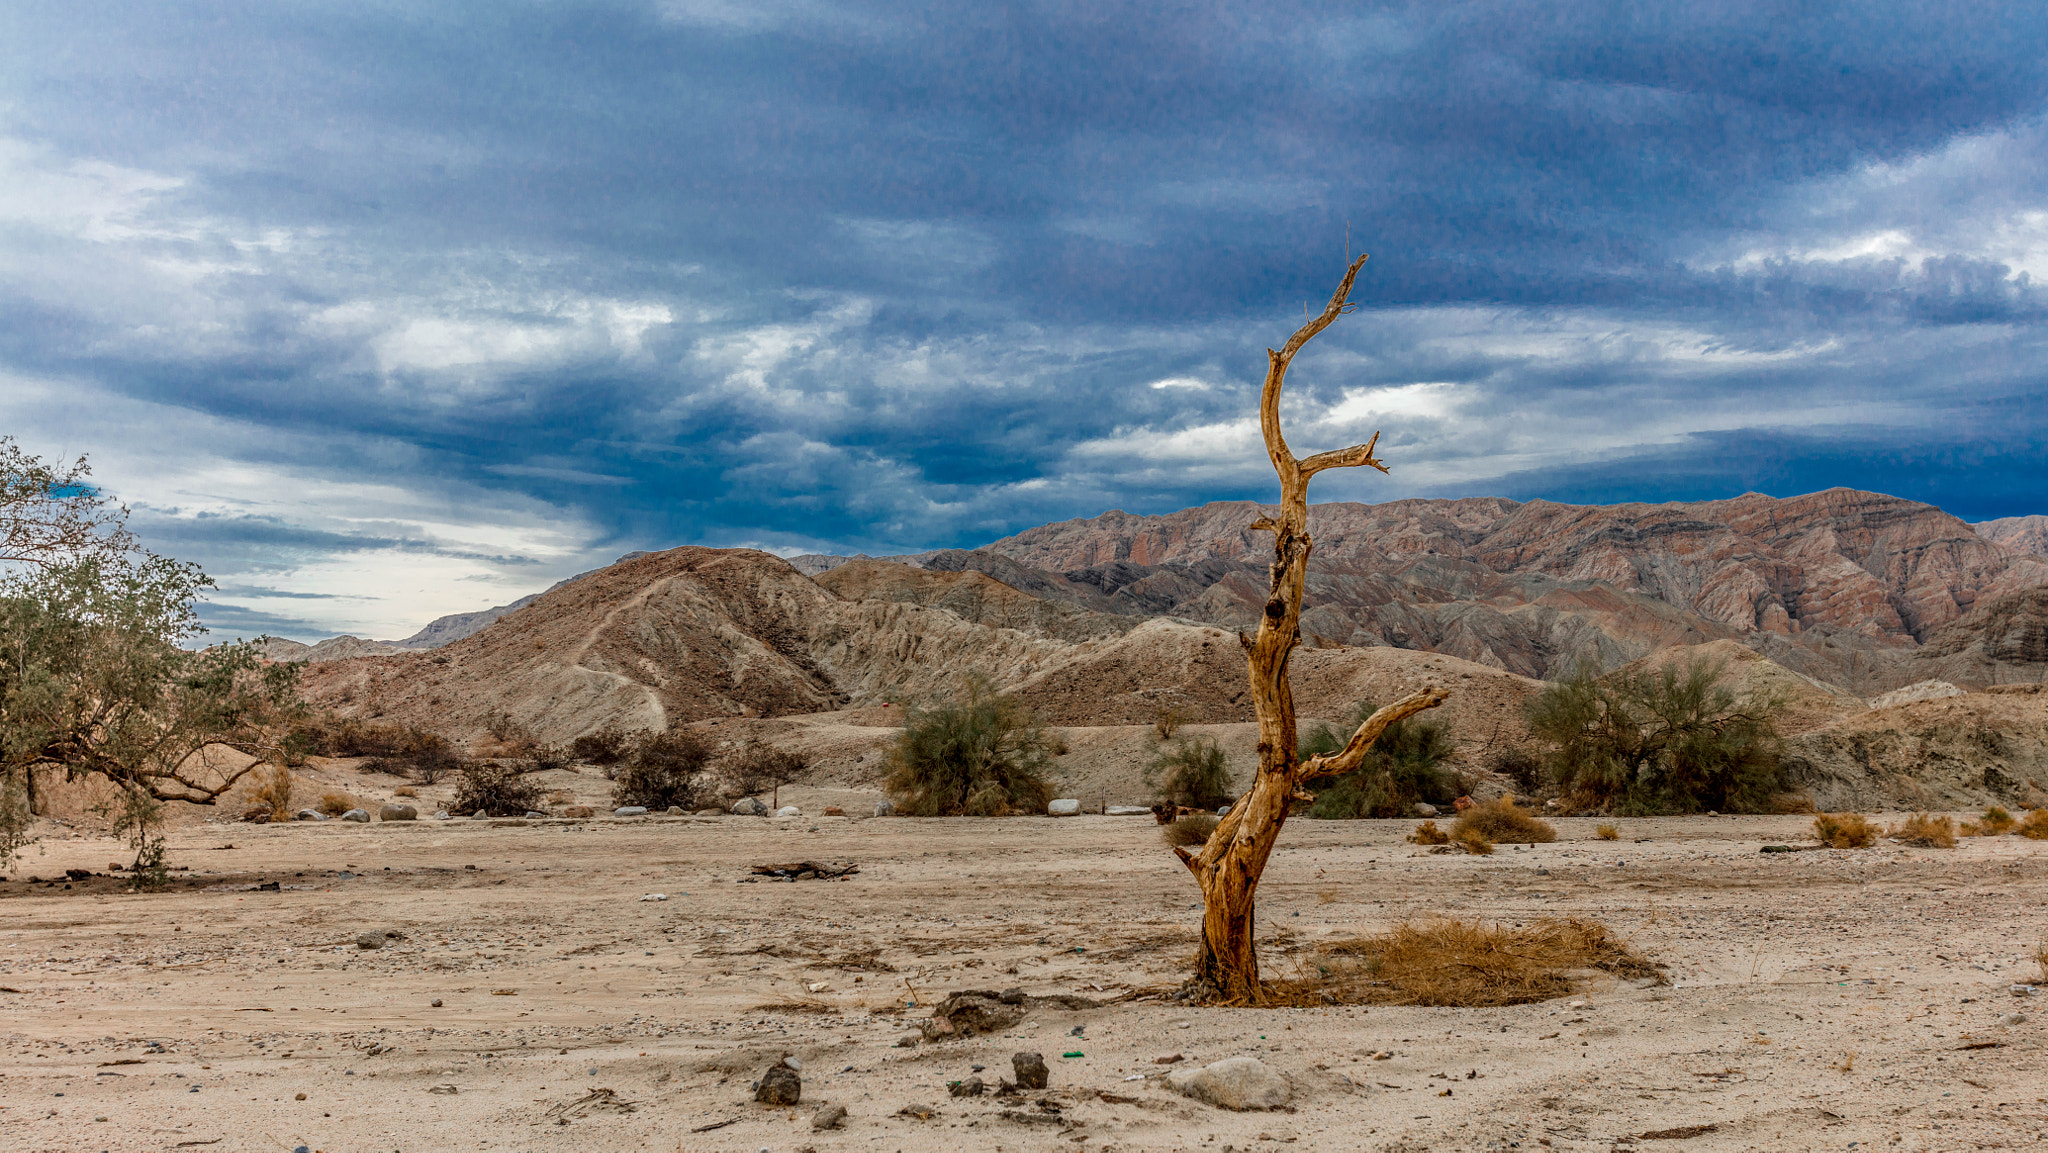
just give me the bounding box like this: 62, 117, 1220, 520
3, 1, 2046, 640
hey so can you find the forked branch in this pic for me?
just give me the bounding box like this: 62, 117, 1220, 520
1297, 686, 1452, 783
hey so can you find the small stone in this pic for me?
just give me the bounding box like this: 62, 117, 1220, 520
823, 806, 845, 816
1047, 799, 1082, 817
433, 810, 451, 820
949, 1077, 985, 1097
873, 800, 894, 817
2009, 1013, 2029, 1025
471, 810, 489, 820
295, 809, 326, 821
665, 806, 684, 815
294, 1094, 307, 1101
430, 998, 443, 1007
755, 1062, 801, 1105
341, 808, 371, 823
783, 1055, 803, 1070
695, 808, 723, 816
355, 931, 387, 950
1012, 1051, 1049, 1090
1166, 1056, 1290, 1111
776, 805, 803, 817
614, 805, 649, 816
1412, 802, 1438, 818
732, 797, 770, 816
811, 1103, 848, 1130
1155, 1053, 1184, 1064
525, 810, 547, 819
378, 802, 417, 822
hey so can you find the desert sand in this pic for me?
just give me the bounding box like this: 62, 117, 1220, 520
3, 780, 2045, 1153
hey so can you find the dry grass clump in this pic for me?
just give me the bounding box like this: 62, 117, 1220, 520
2034, 943, 2048, 983
1160, 814, 1218, 848
392, 785, 418, 798
1813, 812, 1877, 849
2017, 809, 2048, 840
1960, 806, 2015, 836
1406, 820, 1450, 845
1452, 798, 1556, 844
1453, 827, 1495, 855
251, 763, 295, 821
1269, 917, 1662, 1007
1595, 823, 1620, 841
317, 791, 355, 816
1891, 812, 1956, 848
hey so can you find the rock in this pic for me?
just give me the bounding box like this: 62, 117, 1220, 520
1012, 1051, 1049, 1090
923, 993, 1027, 1038
949, 1077, 985, 1097
1155, 1053, 1184, 1064
378, 802, 417, 822
666, 806, 684, 815
754, 1063, 801, 1105
355, 931, 387, 950
1412, 802, 1438, 818
1047, 798, 1082, 816
471, 810, 489, 820
1869, 679, 1965, 709
823, 806, 845, 816
240, 805, 272, 823
1106, 805, 1152, 816
732, 797, 770, 816
1166, 1056, 1290, 1111
563, 805, 595, 818
341, 809, 371, 823
430, 998, 442, 1007
295, 809, 327, 821
811, 1103, 847, 1130
695, 808, 723, 816
783, 1055, 802, 1070
433, 810, 450, 820
525, 810, 547, 819
614, 805, 648, 816
873, 800, 894, 817
776, 805, 803, 817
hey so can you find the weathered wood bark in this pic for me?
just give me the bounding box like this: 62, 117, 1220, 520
1173, 254, 1451, 1004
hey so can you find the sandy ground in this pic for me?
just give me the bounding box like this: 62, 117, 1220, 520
2, 808, 2045, 1153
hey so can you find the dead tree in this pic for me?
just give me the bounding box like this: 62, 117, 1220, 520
1172, 254, 1450, 1004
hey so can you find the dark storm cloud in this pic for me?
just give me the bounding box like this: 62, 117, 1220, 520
3, 1, 2047, 635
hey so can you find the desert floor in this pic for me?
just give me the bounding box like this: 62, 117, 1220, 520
1, 806, 2044, 1153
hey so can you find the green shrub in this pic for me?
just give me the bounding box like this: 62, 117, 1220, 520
1145, 736, 1235, 811
1525, 655, 1786, 814
611, 729, 714, 811
1300, 701, 1456, 819
884, 674, 1056, 816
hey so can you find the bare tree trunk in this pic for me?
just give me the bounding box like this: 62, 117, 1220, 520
1173, 254, 1450, 1004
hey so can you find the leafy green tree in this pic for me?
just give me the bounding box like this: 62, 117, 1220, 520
1299, 700, 1456, 819
884, 673, 1056, 816
1145, 736, 1236, 811
1524, 655, 1785, 813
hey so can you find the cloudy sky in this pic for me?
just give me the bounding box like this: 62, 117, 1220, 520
4, 2, 2047, 641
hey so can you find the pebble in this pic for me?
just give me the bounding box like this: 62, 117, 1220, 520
776, 806, 803, 817
355, 931, 387, 950
1013, 1051, 1049, 1089
755, 1062, 802, 1105
873, 800, 894, 817
812, 1103, 848, 1130
784, 1055, 803, 1070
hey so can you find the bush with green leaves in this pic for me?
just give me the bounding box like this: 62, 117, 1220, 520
610, 729, 714, 811
1145, 736, 1235, 811
884, 674, 1056, 816
1524, 655, 1786, 814
1298, 701, 1456, 819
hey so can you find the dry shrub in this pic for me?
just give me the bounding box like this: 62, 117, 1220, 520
1453, 827, 1495, 855
1961, 806, 2015, 836
451, 760, 545, 817
570, 726, 629, 765
2015, 809, 2048, 840
1452, 798, 1556, 844
545, 788, 575, 805
611, 730, 715, 811
1406, 820, 1449, 845
317, 791, 355, 816
251, 763, 295, 821
1892, 812, 1956, 848
1269, 917, 1662, 1007
1595, 823, 1620, 841
1152, 703, 1188, 742
1771, 791, 1819, 814
2035, 943, 2048, 983
392, 785, 418, 798
1813, 812, 1877, 849
1160, 814, 1218, 847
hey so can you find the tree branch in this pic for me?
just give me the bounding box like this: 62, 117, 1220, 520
1296, 686, 1451, 783
1300, 431, 1389, 477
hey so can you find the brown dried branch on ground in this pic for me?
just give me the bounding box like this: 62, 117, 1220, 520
1168, 253, 1450, 1005
1265, 917, 1663, 1008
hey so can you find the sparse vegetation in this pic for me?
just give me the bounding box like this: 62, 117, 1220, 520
716, 738, 808, 801
1145, 736, 1236, 812
570, 726, 629, 765
393, 785, 417, 798
1161, 813, 1218, 848
1452, 798, 1556, 844
1814, 812, 1878, 849
1891, 812, 1956, 848
1453, 827, 1495, 855
1407, 820, 1450, 845
2019, 809, 2048, 840
1595, 823, 1620, 841
1525, 655, 1787, 814
610, 730, 714, 811
884, 674, 1056, 817
1300, 701, 1456, 819
1152, 703, 1188, 742
450, 760, 545, 817
1960, 806, 2015, 836
318, 791, 355, 816
1486, 747, 1544, 795
1268, 917, 1661, 1007
251, 763, 295, 821
292, 717, 457, 782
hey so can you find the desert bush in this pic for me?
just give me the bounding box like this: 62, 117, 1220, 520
1962, 806, 2016, 836
1487, 747, 1545, 794
1813, 812, 1878, 849
1526, 655, 1787, 814
295, 715, 458, 781
1161, 813, 1218, 847
2018, 809, 2048, 840
1300, 701, 1456, 819
884, 674, 1056, 817
545, 788, 574, 805
1595, 823, 1620, 841
528, 743, 570, 773
570, 726, 630, 764
1453, 798, 1556, 844
1453, 827, 1495, 855
1145, 737, 1235, 812
717, 738, 808, 800
1407, 820, 1450, 845
318, 791, 355, 816
2035, 943, 2048, 983
1152, 703, 1188, 742
611, 730, 715, 811
451, 760, 545, 816
1269, 917, 1662, 1007
1891, 812, 1957, 848
250, 763, 295, 821
393, 785, 418, 798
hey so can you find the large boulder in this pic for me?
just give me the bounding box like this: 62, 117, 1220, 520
1167, 1056, 1290, 1110
1047, 798, 1082, 816
340, 809, 371, 823
732, 797, 770, 816
378, 802, 417, 822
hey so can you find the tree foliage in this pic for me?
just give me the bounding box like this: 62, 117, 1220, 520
1524, 655, 1786, 814
1298, 701, 1456, 819
610, 729, 715, 811
1145, 736, 1235, 811
884, 674, 1056, 816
